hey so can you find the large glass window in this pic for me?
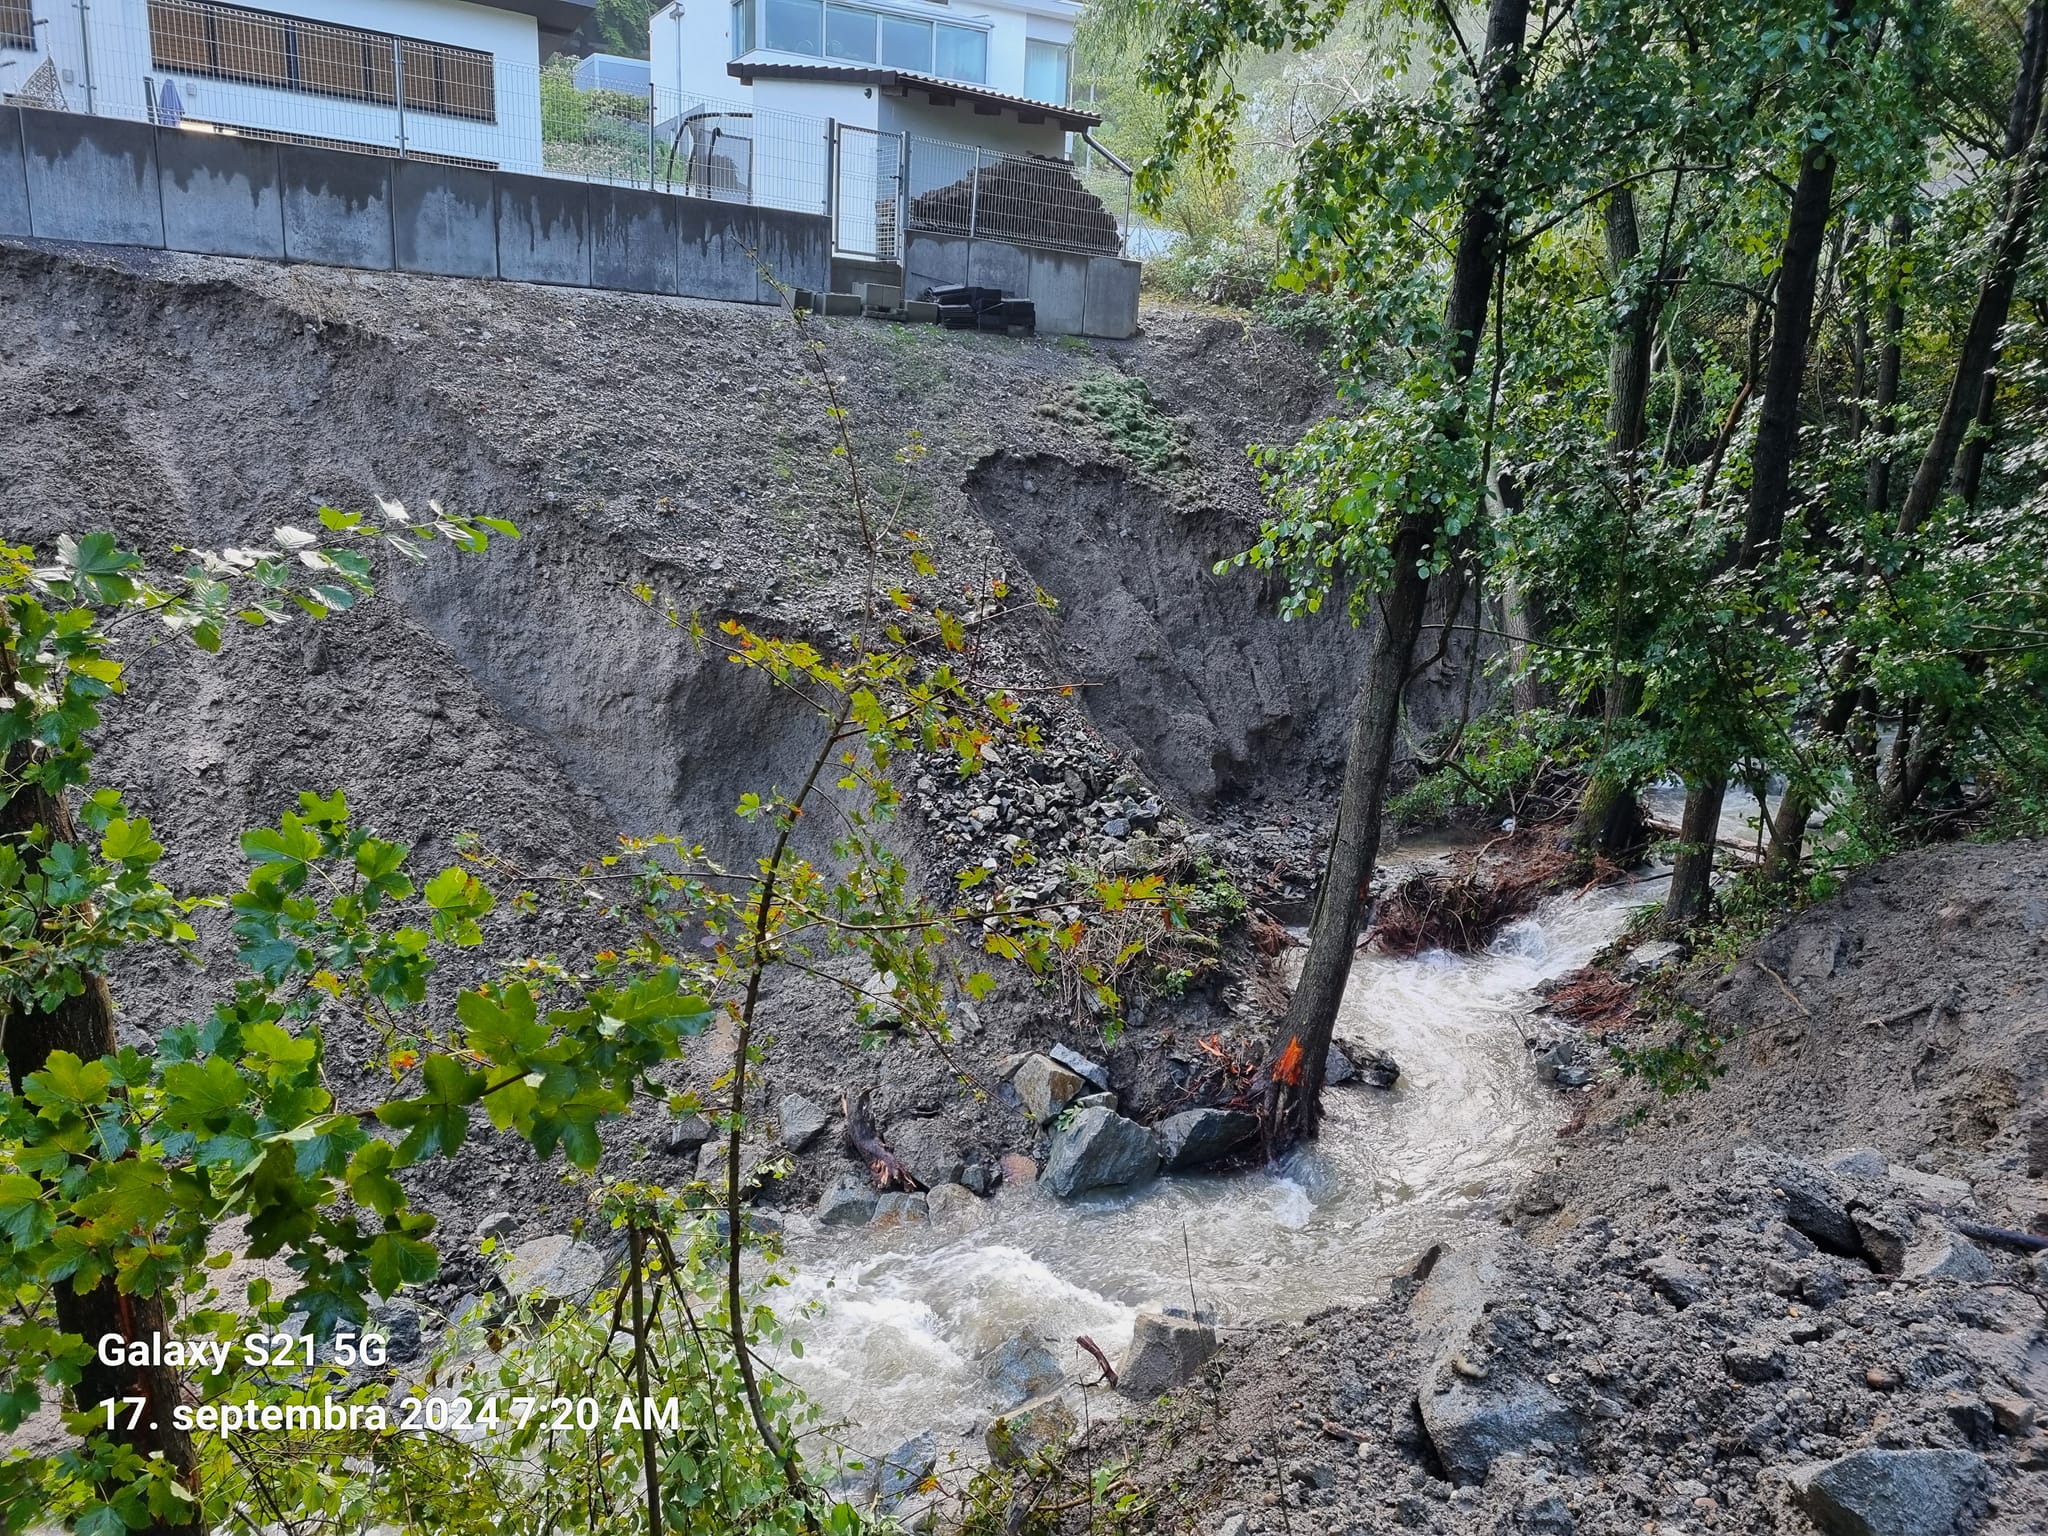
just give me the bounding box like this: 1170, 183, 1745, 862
933, 22, 985, 84
876, 13, 930, 71
1024, 38, 1069, 104
824, 3, 876, 62
730, 0, 756, 55
762, 0, 822, 54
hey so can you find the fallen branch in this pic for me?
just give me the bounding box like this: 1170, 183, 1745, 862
1075, 1335, 1117, 1388
1319, 1419, 1371, 1444
1952, 1220, 2048, 1253
841, 1089, 921, 1190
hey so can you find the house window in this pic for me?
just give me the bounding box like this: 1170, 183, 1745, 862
1024, 39, 1069, 104
730, 0, 756, 55
933, 23, 984, 85
762, 0, 822, 55
1, 1, 36, 51
876, 13, 929, 71
144, 0, 495, 122
824, 3, 875, 63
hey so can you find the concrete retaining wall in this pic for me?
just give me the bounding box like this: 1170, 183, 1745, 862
904, 230, 1139, 339
1, 109, 829, 305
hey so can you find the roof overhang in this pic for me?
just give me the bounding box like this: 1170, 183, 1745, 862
488, 1, 599, 32
726, 61, 1101, 131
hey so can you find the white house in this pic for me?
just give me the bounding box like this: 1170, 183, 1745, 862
646, 0, 1103, 241
1, 0, 593, 173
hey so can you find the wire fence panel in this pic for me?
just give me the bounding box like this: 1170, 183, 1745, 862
6, 5, 833, 213
831, 122, 900, 261
0, 8, 1131, 248
905, 137, 1127, 257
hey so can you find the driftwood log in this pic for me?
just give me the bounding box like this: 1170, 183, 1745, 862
841, 1089, 920, 1190
1953, 1219, 2048, 1253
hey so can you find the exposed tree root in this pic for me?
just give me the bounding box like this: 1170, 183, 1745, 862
1541, 966, 1649, 1033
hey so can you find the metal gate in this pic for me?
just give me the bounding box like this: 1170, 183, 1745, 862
831, 123, 904, 261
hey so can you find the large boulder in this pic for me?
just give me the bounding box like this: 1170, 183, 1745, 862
985, 1392, 1077, 1466
886, 1118, 966, 1189
1418, 1353, 1580, 1485
502, 1236, 612, 1311
778, 1094, 831, 1152
1792, 1448, 1990, 1536
1013, 1054, 1085, 1125
1115, 1310, 1219, 1398
1049, 1043, 1111, 1091
982, 1332, 1063, 1408
1155, 1108, 1258, 1171
815, 1174, 879, 1227
1044, 1107, 1160, 1197
835, 1430, 937, 1512
1741, 1147, 1861, 1256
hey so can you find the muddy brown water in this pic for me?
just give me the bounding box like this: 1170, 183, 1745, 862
772, 787, 1763, 1460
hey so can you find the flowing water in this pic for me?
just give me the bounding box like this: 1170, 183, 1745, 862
775, 786, 1764, 1458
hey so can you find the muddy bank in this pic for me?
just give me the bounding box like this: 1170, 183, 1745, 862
0, 240, 1500, 1291
1072, 840, 2047, 1536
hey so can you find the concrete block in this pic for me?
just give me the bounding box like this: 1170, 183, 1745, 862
678, 199, 760, 303
393, 161, 496, 278
590, 186, 679, 295
19, 110, 163, 247
903, 231, 968, 295
749, 205, 829, 301
496, 173, 589, 286
819, 291, 862, 316
964, 236, 1029, 298
1083, 256, 1142, 340
857, 281, 903, 311
158, 131, 284, 259
1027, 247, 1090, 337
0, 109, 29, 238
903, 299, 939, 323
280, 145, 392, 271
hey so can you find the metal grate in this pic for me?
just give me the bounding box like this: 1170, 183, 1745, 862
906, 139, 1125, 257
145, 0, 495, 123
0, 0, 33, 53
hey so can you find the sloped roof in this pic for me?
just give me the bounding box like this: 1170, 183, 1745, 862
726, 61, 1101, 131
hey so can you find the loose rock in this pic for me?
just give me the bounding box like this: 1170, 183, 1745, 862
1013, 1054, 1085, 1125
778, 1093, 830, 1152
982, 1332, 1064, 1407
1156, 1107, 1259, 1171
985, 1392, 1077, 1466
1044, 1107, 1160, 1197
1793, 1447, 1990, 1536
1117, 1310, 1220, 1397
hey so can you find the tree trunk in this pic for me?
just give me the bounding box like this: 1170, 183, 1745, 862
1665, 22, 1848, 927
0, 776, 198, 1532
1896, 63, 2048, 537
1260, 0, 1529, 1145
1663, 777, 1727, 929
1865, 212, 1910, 520
1573, 187, 1659, 858
2008, 0, 2048, 161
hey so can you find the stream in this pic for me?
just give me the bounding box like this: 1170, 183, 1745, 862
772, 787, 1763, 1460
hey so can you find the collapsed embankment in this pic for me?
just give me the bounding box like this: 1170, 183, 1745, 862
0, 239, 1483, 1277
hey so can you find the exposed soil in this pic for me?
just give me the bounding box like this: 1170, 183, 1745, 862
1081, 840, 2048, 1535
0, 239, 1486, 1289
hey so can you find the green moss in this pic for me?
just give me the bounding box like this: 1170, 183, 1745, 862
1064, 371, 1187, 475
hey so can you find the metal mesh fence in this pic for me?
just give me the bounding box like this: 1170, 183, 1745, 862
905, 137, 1127, 257
0, 5, 1130, 254
6, 3, 831, 214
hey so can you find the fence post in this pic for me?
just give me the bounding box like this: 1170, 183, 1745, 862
967, 147, 982, 241
392, 39, 407, 157
647, 83, 657, 189
76, 0, 96, 116
896, 130, 910, 264
824, 116, 838, 228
